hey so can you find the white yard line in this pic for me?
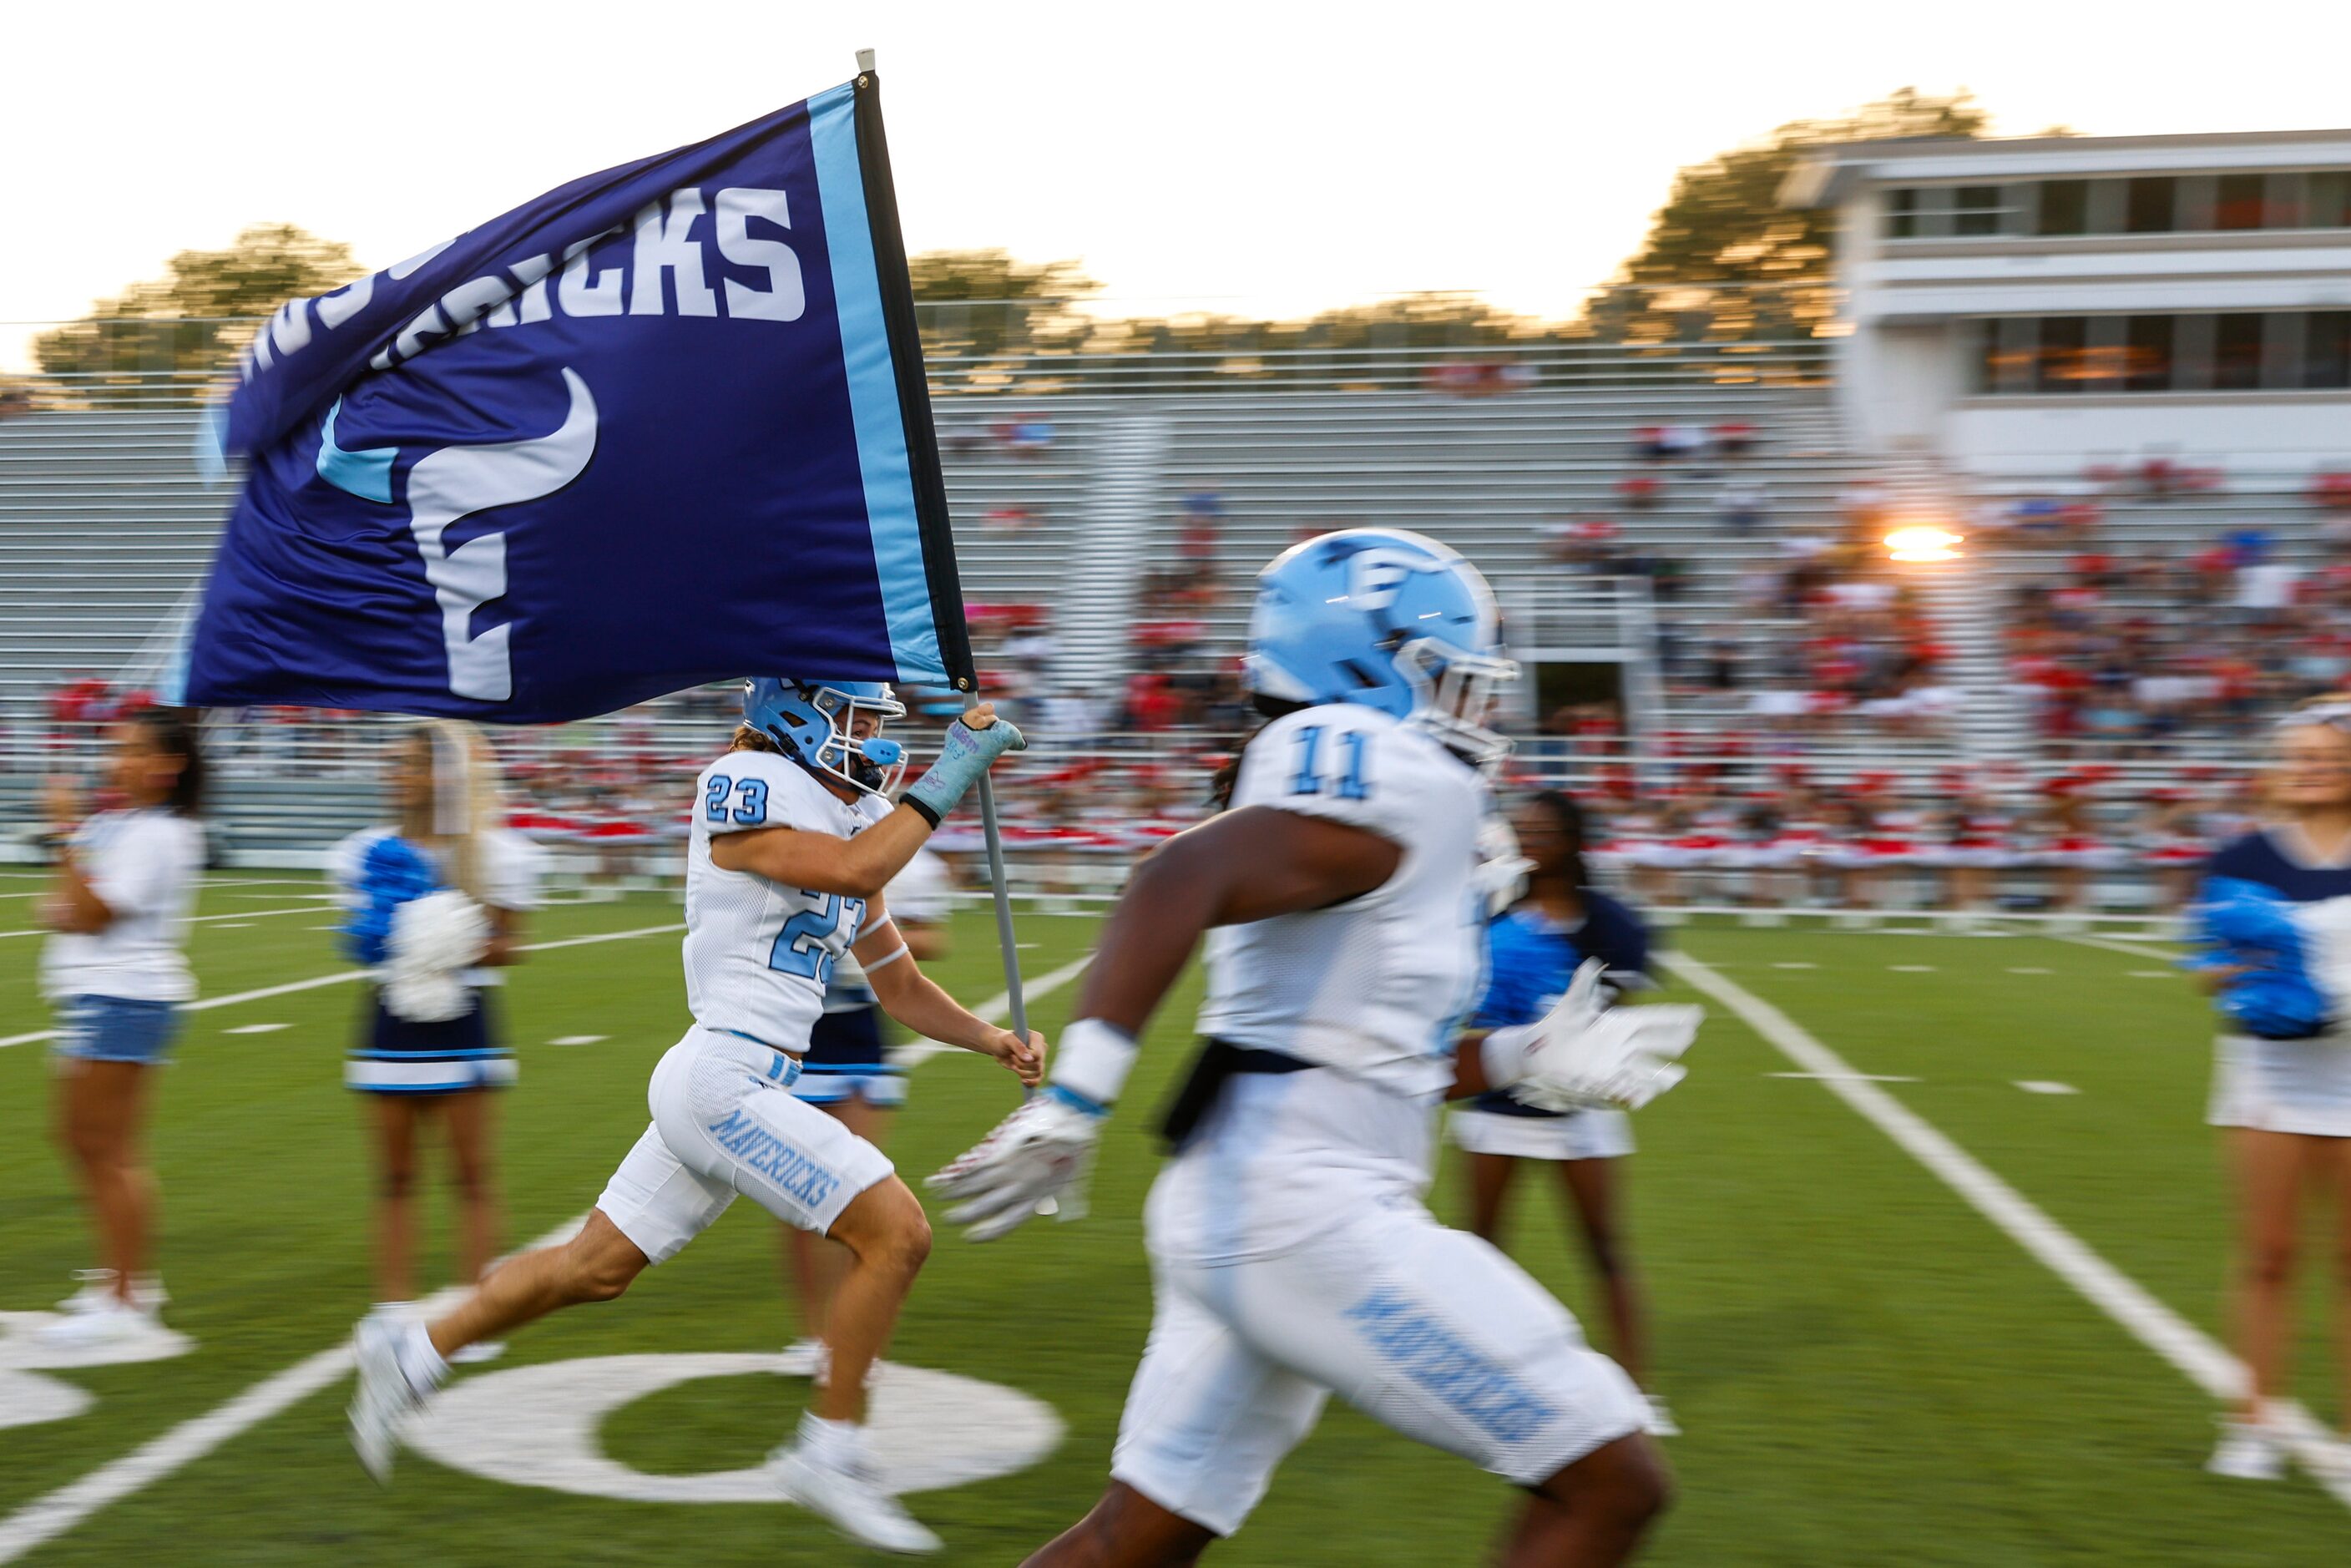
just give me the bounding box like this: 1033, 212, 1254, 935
0, 906, 327, 941
0, 923, 689, 1051
894, 954, 1094, 1065
1663, 949, 2351, 1509
0, 1214, 589, 1565
2057, 931, 2185, 962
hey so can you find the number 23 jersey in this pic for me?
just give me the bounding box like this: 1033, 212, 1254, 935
1196, 705, 1489, 1101
684, 748, 890, 1050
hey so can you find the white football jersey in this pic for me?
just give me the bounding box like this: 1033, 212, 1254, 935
1194, 705, 1489, 1100
825, 844, 953, 1013
683, 748, 891, 1049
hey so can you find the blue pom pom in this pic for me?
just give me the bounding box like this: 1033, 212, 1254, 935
342, 836, 443, 965
2192, 877, 2332, 1039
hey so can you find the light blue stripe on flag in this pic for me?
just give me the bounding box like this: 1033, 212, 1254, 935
807, 83, 941, 681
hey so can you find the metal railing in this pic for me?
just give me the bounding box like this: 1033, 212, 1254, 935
3, 305, 1833, 411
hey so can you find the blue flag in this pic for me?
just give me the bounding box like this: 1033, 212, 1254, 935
183, 73, 972, 721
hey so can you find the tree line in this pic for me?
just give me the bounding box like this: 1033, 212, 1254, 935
29, 90, 1985, 392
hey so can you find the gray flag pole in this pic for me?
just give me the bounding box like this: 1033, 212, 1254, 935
968, 701, 1029, 1043
857, 48, 1027, 1049
970, 706, 1052, 1215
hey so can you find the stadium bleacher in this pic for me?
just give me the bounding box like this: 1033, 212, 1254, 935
2, 337, 2332, 892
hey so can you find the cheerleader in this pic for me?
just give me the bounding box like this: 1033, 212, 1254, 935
2199, 701, 2351, 1479
1453, 791, 1676, 1436
331, 721, 541, 1352
38, 710, 206, 1346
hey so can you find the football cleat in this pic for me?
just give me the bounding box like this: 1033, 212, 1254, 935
775, 1338, 828, 1379
348, 1313, 433, 1485
773, 1437, 939, 1554
2205, 1416, 2285, 1481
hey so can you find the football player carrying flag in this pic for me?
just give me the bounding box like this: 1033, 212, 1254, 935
351, 684, 1037, 1555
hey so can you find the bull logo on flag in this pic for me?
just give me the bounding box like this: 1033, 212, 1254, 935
315, 370, 599, 701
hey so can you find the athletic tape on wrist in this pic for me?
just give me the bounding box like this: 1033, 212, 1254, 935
1049, 1018, 1139, 1111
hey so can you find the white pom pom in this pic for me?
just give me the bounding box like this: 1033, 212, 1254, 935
383, 890, 490, 1023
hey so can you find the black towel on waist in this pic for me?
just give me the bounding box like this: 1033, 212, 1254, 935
1156, 1037, 1313, 1152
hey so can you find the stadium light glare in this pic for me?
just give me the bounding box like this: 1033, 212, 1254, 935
1885, 526, 1963, 563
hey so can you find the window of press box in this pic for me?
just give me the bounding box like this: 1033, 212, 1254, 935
2313, 172, 2351, 230
2125, 316, 2174, 392
1952, 185, 2005, 235
1971, 312, 2351, 395
1909, 171, 2351, 239
1885, 188, 1922, 238
2309, 313, 2351, 391
2037, 180, 2090, 235
2034, 316, 2090, 393
2213, 173, 2268, 230
2212, 313, 2267, 389
2125, 177, 2177, 233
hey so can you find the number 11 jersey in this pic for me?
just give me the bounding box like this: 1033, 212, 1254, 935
1196, 705, 1490, 1101
684, 747, 890, 1050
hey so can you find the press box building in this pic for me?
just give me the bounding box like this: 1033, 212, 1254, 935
1781, 129, 2351, 483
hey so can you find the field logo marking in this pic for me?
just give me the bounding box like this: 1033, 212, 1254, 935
1664, 949, 2351, 1510
402, 1354, 1059, 1502
0, 1210, 584, 1565
0, 1313, 197, 1433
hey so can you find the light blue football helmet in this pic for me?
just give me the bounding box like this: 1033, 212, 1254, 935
743, 678, 908, 796
1244, 528, 1519, 766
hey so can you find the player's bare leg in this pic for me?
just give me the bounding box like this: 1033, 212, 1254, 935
429, 1209, 647, 1358
766, 1176, 941, 1552
1497, 1433, 1671, 1567
351, 1210, 645, 1483
782, 1098, 893, 1360
806, 1176, 929, 1420
1024, 1481, 1218, 1568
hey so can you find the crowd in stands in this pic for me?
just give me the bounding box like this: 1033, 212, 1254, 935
20, 411, 2351, 915
1994, 495, 2351, 750
1564, 759, 2248, 914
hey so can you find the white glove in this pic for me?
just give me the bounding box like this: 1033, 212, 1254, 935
382, 889, 491, 1024
927, 1090, 1103, 1242
1486, 959, 1701, 1112
1474, 814, 1533, 918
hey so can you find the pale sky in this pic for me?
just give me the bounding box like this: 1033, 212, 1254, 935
6, 0, 2350, 371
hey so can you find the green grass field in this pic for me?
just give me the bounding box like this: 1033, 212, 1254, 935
3, 875, 2348, 1564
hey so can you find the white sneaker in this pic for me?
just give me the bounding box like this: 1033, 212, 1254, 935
1641, 1395, 1681, 1439
58, 1271, 166, 1317
772, 1425, 939, 1555
38, 1297, 158, 1349
447, 1340, 505, 1365
349, 1314, 434, 1485
2303, 1434, 2351, 1487
2207, 1417, 2286, 1481
776, 1338, 828, 1379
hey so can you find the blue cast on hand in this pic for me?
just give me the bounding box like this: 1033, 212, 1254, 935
905, 716, 1027, 824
